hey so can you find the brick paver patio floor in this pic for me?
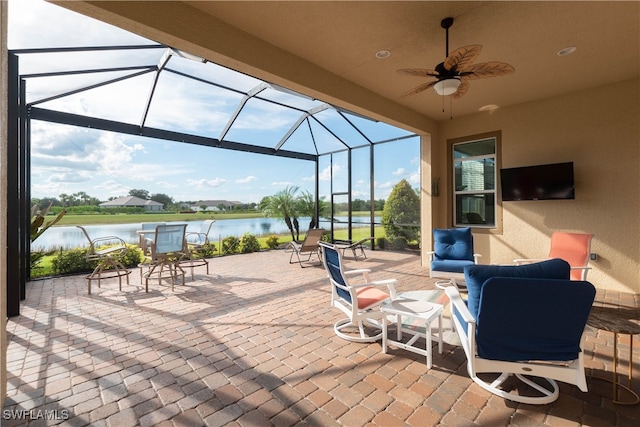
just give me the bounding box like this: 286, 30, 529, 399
3, 249, 639, 426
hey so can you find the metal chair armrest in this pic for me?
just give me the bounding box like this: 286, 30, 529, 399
91, 235, 126, 246
345, 268, 372, 282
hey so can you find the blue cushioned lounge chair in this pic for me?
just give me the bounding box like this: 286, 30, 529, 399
445, 259, 596, 404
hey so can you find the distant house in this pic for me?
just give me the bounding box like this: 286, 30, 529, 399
99, 196, 164, 211
190, 200, 245, 212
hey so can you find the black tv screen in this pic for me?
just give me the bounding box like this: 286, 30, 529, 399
500, 162, 575, 201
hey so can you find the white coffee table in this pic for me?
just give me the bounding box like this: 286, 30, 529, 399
381, 297, 443, 368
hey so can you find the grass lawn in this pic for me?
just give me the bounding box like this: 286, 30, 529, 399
49, 210, 378, 226
51, 212, 252, 226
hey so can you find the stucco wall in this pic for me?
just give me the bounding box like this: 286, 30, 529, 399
430, 78, 640, 293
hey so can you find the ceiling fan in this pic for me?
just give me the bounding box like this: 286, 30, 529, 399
397, 17, 515, 99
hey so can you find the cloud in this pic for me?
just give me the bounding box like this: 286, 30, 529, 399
9, 0, 148, 48
48, 172, 91, 184
235, 176, 257, 184
377, 180, 395, 189
186, 178, 228, 188
408, 170, 420, 185
318, 164, 341, 181
155, 181, 179, 189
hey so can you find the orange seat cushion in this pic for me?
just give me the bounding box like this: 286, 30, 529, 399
356, 286, 389, 309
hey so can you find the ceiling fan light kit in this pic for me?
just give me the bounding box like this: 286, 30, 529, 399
397, 17, 515, 100
434, 78, 461, 96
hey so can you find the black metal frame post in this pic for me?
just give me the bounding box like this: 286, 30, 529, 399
6, 53, 21, 316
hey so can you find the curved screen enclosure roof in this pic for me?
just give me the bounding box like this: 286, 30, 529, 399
12, 43, 417, 161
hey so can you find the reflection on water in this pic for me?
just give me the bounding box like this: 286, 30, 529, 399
32, 216, 378, 251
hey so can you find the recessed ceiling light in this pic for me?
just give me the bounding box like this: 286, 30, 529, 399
375, 50, 391, 59
557, 46, 577, 56
479, 104, 500, 113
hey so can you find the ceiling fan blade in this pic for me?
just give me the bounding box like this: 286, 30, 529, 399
451, 79, 470, 99
444, 45, 482, 71
397, 68, 440, 77
461, 61, 515, 79
400, 81, 438, 98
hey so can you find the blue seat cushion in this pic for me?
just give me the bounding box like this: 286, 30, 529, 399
433, 228, 474, 261
476, 278, 595, 361
431, 259, 475, 274
465, 259, 571, 320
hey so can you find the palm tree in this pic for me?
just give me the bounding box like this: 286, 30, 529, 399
296, 190, 324, 231
261, 186, 300, 241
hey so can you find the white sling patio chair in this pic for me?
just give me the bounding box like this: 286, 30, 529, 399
320, 242, 397, 342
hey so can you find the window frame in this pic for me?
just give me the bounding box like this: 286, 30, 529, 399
448, 131, 502, 232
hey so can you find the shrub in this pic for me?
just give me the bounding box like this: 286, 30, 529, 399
221, 236, 240, 255
193, 242, 217, 258
390, 236, 408, 250
120, 245, 143, 267
52, 248, 92, 274
51, 245, 142, 275
265, 234, 279, 249
239, 233, 261, 253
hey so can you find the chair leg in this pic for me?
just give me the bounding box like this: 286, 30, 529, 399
334, 318, 384, 343
471, 372, 560, 404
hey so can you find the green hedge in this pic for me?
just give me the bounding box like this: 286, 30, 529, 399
52, 245, 142, 275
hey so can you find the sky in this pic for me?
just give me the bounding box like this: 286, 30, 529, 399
8, 0, 420, 205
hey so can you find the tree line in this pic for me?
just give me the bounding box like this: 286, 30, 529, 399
31, 187, 385, 216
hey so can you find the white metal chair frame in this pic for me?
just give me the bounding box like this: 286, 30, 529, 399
320, 242, 397, 343
76, 226, 131, 295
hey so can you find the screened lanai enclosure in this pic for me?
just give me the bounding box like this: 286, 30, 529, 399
6, 43, 420, 315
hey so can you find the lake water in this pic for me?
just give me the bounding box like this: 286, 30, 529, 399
32, 216, 378, 251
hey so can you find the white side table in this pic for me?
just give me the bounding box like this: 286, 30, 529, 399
381, 298, 443, 368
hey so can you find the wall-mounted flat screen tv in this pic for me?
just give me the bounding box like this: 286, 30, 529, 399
500, 162, 575, 201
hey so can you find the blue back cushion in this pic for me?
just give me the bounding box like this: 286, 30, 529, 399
323, 245, 351, 303
465, 258, 571, 320
476, 278, 595, 361
433, 228, 474, 261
